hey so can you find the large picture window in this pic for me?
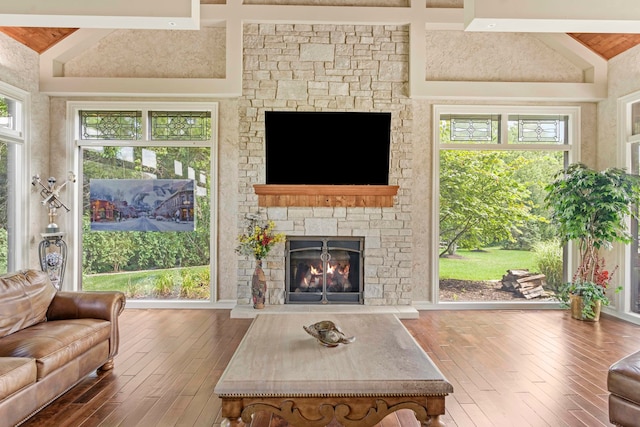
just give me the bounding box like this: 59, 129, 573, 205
435, 106, 577, 304
74, 103, 217, 306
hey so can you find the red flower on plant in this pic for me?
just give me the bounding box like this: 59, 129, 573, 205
595, 270, 609, 288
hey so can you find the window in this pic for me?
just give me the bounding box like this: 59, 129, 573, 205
0, 140, 10, 273
629, 141, 639, 314
73, 103, 217, 306
0, 84, 26, 273
435, 106, 577, 304
621, 95, 640, 315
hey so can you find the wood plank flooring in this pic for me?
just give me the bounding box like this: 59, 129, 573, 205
20, 309, 640, 427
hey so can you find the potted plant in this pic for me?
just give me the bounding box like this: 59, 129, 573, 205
545, 163, 640, 320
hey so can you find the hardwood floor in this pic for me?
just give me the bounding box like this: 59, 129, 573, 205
20, 309, 640, 427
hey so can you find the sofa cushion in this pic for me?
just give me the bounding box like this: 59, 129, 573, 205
608, 350, 640, 405
0, 357, 37, 401
0, 270, 57, 338
0, 319, 111, 379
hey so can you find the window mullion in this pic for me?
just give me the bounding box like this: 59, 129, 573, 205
141, 108, 149, 140
500, 114, 509, 145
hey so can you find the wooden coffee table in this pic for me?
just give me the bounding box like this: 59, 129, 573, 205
214, 313, 453, 427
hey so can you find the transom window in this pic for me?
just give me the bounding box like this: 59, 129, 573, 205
80, 111, 142, 140
441, 113, 568, 145
79, 110, 212, 141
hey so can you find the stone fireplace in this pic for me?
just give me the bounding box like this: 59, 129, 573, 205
286, 236, 363, 304
237, 22, 413, 308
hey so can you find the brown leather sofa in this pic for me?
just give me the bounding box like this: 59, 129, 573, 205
608, 349, 640, 427
0, 269, 125, 427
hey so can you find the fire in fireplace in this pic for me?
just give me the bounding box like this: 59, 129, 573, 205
286, 236, 363, 304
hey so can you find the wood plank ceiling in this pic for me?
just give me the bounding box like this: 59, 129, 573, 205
0, 27, 77, 54
569, 33, 640, 60
0, 27, 639, 60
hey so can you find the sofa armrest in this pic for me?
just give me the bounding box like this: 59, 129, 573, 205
47, 291, 126, 321
47, 291, 126, 359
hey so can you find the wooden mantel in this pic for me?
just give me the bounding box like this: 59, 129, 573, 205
254, 184, 399, 207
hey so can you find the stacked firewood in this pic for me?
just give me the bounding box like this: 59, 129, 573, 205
501, 269, 547, 299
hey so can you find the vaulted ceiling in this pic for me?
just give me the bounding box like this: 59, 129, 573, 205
2, 0, 640, 100
2, 1, 640, 59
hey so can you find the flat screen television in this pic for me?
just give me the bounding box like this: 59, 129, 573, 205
265, 111, 391, 185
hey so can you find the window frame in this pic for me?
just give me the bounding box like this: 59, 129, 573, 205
432, 104, 580, 306
0, 89, 25, 143
617, 91, 640, 322
67, 101, 219, 308
0, 81, 28, 272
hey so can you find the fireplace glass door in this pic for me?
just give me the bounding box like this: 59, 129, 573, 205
286, 237, 363, 304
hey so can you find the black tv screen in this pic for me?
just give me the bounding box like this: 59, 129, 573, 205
265, 111, 391, 185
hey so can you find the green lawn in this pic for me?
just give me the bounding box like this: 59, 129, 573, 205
439, 248, 538, 281
83, 266, 210, 299
83, 269, 168, 291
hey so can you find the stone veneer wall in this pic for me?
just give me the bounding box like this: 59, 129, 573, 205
237, 23, 413, 306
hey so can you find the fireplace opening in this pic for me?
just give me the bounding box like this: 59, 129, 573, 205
286, 236, 363, 304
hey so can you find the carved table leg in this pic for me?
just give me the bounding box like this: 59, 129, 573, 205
422, 415, 446, 427
221, 399, 245, 427
221, 417, 244, 427
422, 397, 446, 427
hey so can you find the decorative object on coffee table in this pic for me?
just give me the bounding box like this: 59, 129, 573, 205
236, 213, 285, 309
303, 320, 355, 347
32, 172, 76, 290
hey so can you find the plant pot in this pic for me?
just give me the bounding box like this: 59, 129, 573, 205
569, 294, 601, 321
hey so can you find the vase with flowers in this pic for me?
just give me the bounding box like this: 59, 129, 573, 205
236, 214, 285, 309
545, 163, 640, 321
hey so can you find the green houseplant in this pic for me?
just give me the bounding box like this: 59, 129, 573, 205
545, 163, 640, 320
